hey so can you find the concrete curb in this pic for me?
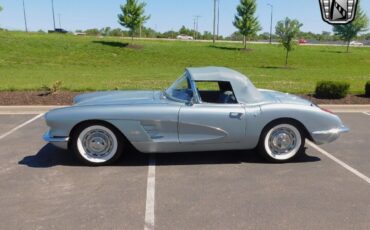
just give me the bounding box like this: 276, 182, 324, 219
319, 105, 370, 113
0, 105, 369, 114
0, 106, 66, 114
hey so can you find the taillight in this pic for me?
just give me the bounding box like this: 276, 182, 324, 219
312, 103, 335, 114
320, 107, 335, 114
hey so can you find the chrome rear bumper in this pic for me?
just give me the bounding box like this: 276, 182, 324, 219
43, 131, 69, 150
311, 126, 350, 145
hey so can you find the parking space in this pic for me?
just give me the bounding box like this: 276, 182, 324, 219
317, 113, 370, 177
0, 115, 149, 229
0, 114, 36, 138
155, 147, 370, 230
0, 112, 369, 229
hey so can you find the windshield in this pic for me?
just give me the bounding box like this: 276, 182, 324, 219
165, 74, 194, 102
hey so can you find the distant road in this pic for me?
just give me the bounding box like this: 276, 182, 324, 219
115, 36, 370, 48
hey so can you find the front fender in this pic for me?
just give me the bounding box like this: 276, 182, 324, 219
44, 104, 181, 151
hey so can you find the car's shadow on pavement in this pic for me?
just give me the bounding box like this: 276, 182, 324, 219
19, 144, 321, 168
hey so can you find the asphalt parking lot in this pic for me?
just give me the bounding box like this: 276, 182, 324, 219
0, 110, 369, 230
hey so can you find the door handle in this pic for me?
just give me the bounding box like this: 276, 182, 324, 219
229, 112, 243, 119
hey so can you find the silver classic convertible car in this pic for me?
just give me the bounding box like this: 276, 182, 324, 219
44, 67, 349, 165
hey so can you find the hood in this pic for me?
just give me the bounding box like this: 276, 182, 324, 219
73, 90, 161, 106
259, 89, 312, 106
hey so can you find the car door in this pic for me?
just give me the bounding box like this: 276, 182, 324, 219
178, 103, 246, 144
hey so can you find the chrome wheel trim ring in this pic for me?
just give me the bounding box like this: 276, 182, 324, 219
77, 125, 118, 163
264, 124, 302, 160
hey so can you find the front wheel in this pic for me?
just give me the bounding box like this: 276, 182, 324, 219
71, 122, 123, 166
258, 122, 305, 163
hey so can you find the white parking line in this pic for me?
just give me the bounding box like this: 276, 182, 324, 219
363, 112, 370, 116
144, 156, 156, 230
0, 113, 44, 140
307, 141, 370, 184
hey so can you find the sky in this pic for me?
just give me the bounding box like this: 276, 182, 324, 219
0, 0, 369, 36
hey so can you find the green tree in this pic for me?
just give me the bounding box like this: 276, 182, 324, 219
207, 31, 222, 40
84, 28, 101, 36
100, 27, 112, 36
320, 31, 332, 41
275, 17, 303, 66
118, 0, 150, 41
108, 28, 127, 37
233, 0, 261, 49
333, 5, 369, 52
226, 31, 244, 41
178, 26, 200, 39
138, 26, 158, 38
362, 32, 370, 40
159, 30, 179, 39
258, 32, 272, 40
202, 31, 213, 40
179, 26, 192, 36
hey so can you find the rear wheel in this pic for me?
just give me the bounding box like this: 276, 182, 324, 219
259, 121, 305, 163
71, 122, 123, 166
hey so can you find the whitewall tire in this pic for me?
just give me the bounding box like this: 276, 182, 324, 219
259, 122, 305, 162
72, 123, 123, 165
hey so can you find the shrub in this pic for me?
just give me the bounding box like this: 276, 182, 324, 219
39, 85, 51, 93
51, 80, 63, 93
315, 81, 350, 99
365, 81, 370, 97
39, 80, 63, 95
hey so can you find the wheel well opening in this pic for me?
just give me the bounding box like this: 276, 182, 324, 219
68, 120, 136, 150
262, 118, 314, 142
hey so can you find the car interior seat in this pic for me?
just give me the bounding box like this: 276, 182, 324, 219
218, 91, 237, 104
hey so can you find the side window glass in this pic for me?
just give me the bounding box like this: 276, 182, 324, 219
165, 75, 193, 102
195, 81, 238, 104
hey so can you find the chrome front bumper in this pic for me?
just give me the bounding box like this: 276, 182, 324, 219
43, 131, 69, 150
311, 126, 350, 145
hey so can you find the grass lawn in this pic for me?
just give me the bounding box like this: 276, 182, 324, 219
0, 31, 369, 94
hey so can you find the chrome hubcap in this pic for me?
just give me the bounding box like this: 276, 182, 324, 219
82, 129, 114, 158
269, 127, 297, 155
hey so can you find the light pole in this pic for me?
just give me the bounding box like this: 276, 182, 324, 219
51, 0, 56, 30
196, 16, 201, 39
267, 3, 273, 44
213, 0, 216, 44
217, 0, 220, 40
22, 0, 28, 32
193, 15, 201, 40
193, 17, 196, 39
58, 14, 62, 29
